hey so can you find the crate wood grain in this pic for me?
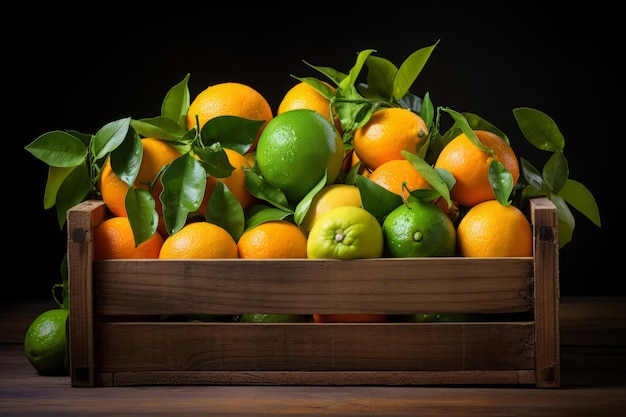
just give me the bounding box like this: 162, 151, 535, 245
68, 197, 559, 388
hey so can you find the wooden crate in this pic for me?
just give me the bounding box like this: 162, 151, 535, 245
67, 197, 559, 388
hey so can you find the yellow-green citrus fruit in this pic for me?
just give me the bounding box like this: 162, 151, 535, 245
382, 199, 456, 258
23, 308, 69, 375
255, 109, 343, 202
307, 205, 383, 259
299, 184, 362, 236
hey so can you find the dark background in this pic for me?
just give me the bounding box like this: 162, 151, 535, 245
16, 4, 616, 301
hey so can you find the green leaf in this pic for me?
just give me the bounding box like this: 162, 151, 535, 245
488, 160, 514, 205
43, 166, 74, 209
200, 115, 263, 154
542, 151, 569, 193
160, 154, 207, 235
296, 76, 336, 99
520, 157, 544, 191
54, 163, 90, 228
294, 172, 328, 226
513, 107, 565, 152
125, 188, 159, 247
193, 143, 234, 178
393, 40, 439, 101
301, 61, 348, 87
244, 168, 292, 212
109, 132, 143, 186
462, 112, 509, 144
339, 49, 376, 91
244, 205, 294, 231
362, 55, 398, 101
441, 108, 493, 155
91, 117, 132, 160
559, 179, 601, 227
25, 131, 88, 167
205, 181, 245, 241
356, 175, 402, 223
130, 116, 189, 141
161, 73, 191, 129
402, 151, 452, 207
549, 192, 575, 248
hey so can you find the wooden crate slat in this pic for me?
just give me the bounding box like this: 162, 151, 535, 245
96, 370, 537, 387
93, 258, 534, 315
94, 322, 535, 372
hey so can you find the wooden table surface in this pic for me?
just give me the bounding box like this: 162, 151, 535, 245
1, 296, 625, 416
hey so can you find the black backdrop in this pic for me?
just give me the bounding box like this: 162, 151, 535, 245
16, 5, 616, 301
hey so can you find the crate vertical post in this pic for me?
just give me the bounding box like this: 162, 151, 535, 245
67, 200, 108, 387
530, 197, 560, 388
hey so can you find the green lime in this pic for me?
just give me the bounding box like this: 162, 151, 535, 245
382, 199, 456, 257
307, 205, 383, 259
239, 313, 310, 323
256, 108, 343, 202
405, 313, 473, 322
24, 308, 69, 375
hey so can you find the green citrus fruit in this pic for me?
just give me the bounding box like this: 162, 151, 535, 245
404, 313, 473, 322
307, 205, 383, 259
23, 308, 69, 375
382, 199, 456, 257
256, 109, 343, 202
239, 313, 310, 323
299, 184, 362, 236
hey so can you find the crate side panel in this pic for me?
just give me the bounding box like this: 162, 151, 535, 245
94, 322, 535, 373
93, 258, 534, 316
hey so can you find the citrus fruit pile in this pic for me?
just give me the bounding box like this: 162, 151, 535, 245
23, 42, 602, 370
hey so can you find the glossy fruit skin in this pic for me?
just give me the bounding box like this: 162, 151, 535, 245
434, 130, 519, 208
307, 205, 383, 259
368, 158, 433, 197
237, 220, 308, 259
256, 109, 343, 202
24, 308, 69, 375
456, 199, 533, 257
186, 82, 273, 150
93, 216, 164, 260
382, 199, 456, 258
299, 184, 362, 236
159, 221, 238, 259
353, 108, 428, 171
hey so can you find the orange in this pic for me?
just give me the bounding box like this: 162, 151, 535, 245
100, 138, 182, 217
277, 81, 341, 131
352, 108, 429, 171
201, 148, 257, 211
367, 158, 433, 198
256, 109, 343, 202
456, 200, 533, 257
313, 314, 388, 323
237, 220, 308, 258
186, 82, 273, 150
434, 130, 520, 208
93, 216, 164, 260
159, 221, 238, 259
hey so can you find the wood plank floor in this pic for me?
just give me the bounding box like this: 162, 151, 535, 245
1, 297, 625, 416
